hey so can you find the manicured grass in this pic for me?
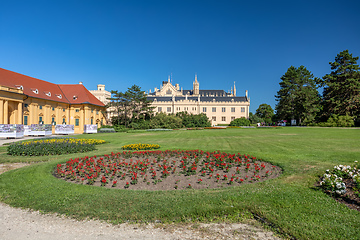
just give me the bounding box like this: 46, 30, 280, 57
0, 127, 360, 239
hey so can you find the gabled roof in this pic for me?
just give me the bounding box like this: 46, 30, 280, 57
0, 68, 104, 107
58, 84, 105, 106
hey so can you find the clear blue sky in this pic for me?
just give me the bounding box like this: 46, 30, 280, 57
1, 0, 359, 113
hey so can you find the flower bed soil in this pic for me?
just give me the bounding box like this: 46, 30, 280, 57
54, 150, 282, 190
316, 179, 360, 212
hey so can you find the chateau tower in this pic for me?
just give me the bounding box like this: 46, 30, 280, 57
193, 74, 199, 96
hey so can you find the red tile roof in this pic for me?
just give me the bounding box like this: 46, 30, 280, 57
0, 68, 104, 107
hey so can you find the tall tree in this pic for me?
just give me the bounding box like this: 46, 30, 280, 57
109, 85, 154, 127
322, 50, 360, 120
275, 66, 321, 125
255, 103, 274, 123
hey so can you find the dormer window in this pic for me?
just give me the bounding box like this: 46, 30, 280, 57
45, 91, 51, 97
16, 85, 23, 90
56, 94, 62, 99
73, 95, 78, 100
31, 88, 39, 94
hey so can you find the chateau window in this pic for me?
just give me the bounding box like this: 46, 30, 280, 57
222, 107, 226, 112
75, 119, 79, 126
51, 117, 55, 124
96, 110, 99, 115
158, 107, 162, 112
203, 107, 206, 112
167, 107, 171, 112
24, 104, 28, 108
212, 107, 216, 112
91, 118, 93, 124
62, 118, 66, 124
231, 116, 235, 121
212, 116, 216, 121
231, 107, 235, 112
63, 108, 65, 112
222, 116, 226, 121
52, 107, 55, 111
39, 116, 43, 124
75, 109, 80, 113
241, 107, 245, 112
91, 109, 94, 113
24, 116, 28, 125
39, 105, 43, 110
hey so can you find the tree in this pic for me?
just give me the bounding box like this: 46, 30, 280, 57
255, 104, 274, 123
275, 66, 321, 125
109, 85, 154, 128
249, 112, 263, 124
321, 50, 360, 121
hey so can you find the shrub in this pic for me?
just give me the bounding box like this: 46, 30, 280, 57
316, 114, 355, 127
149, 113, 182, 129
229, 117, 251, 127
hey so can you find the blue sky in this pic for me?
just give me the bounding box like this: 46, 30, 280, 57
1, 0, 359, 113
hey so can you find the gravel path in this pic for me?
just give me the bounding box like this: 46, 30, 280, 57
0, 163, 282, 240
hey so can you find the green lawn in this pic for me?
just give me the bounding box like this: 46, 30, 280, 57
0, 127, 359, 239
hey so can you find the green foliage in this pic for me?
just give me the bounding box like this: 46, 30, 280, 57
249, 112, 263, 124
176, 112, 211, 128
229, 117, 250, 126
315, 114, 355, 127
109, 85, 154, 128
255, 104, 274, 123
275, 66, 321, 125
149, 112, 183, 129
7, 138, 105, 156
321, 50, 360, 122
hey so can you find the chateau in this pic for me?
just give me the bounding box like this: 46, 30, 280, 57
0, 68, 106, 134
90, 75, 250, 126
146, 75, 250, 125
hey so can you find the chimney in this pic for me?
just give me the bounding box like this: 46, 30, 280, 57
79, 82, 83, 85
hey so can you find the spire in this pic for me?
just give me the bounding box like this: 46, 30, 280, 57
193, 73, 199, 95
233, 81, 236, 96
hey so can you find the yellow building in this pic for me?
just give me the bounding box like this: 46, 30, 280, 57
0, 68, 106, 134
147, 75, 250, 125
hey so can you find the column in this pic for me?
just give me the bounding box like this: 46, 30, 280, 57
4, 100, 8, 124
17, 102, 22, 124
0, 99, 3, 124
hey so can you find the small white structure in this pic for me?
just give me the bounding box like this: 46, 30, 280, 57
0, 124, 24, 138
84, 124, 98, 134
55, 124, 75, 135
27, 124, 52, 136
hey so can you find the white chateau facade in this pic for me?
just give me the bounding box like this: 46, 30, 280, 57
90, 75, 250, 126
147, 75, 250, 125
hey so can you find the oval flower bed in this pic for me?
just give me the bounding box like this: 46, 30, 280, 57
121, 143, 160, 150
54, 150, 282, 190
7, 138, 106, 156
318, 161, 360, 211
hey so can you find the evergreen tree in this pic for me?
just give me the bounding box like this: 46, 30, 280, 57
255, 103, 274, 123
109, 85, 154, 127
275, 66, 320, 125
322, 50, 360, 121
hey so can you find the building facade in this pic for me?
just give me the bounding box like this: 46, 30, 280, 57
0, 68, 106, 134
147, 75, 250, 125
89, 84, 112, 123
